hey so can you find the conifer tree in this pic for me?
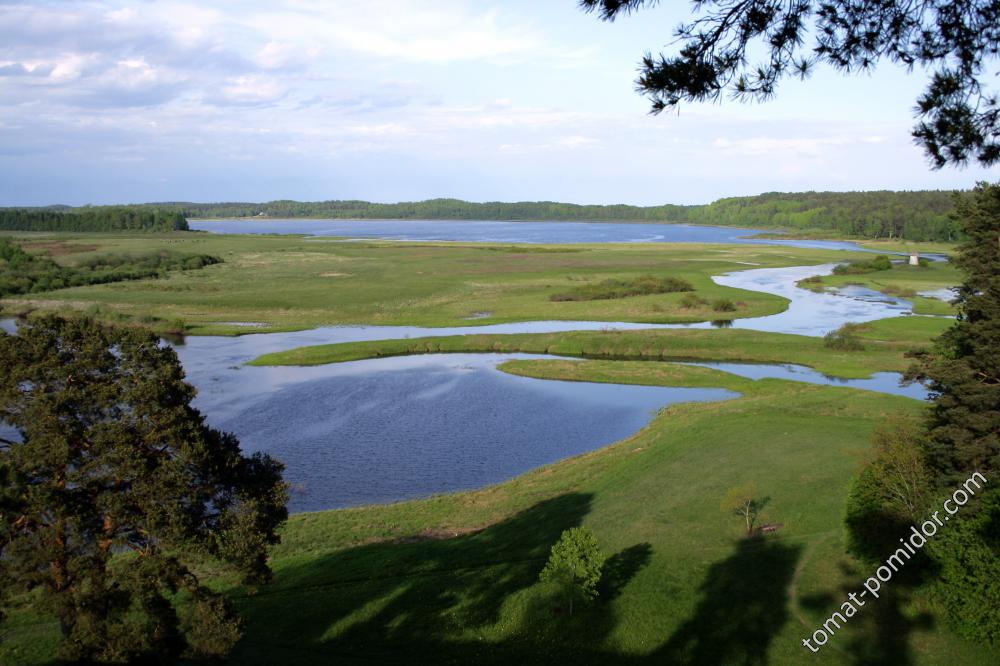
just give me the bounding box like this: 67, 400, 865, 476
0, 316, 288, 661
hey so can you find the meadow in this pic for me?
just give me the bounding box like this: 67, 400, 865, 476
0, 231, 949, 336
0, 230, 991, 665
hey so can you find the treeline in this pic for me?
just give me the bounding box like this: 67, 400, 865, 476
146, 198, 694, 223
146, 190, 963, 241
0, 206, 188, 232
685, 191, 962, 241
0, 238, 220, 297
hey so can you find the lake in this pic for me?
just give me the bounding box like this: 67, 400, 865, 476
192, 353, 736, 511
189, 218, 870, 251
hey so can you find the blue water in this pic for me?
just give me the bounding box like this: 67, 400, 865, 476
190, 218, 870, 252
682, 361, 927, 400
199, 354, 735, 511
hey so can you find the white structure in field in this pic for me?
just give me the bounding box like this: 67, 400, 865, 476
909, 252, 920, 266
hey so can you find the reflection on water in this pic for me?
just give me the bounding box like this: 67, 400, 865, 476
194, 353, 737, 511
714, 264, 913, 335
681, 361, 927, 400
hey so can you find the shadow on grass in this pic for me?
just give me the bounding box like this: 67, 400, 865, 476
599, 542, 653, 603
229, 492, 600, 664
798, 558, 935, 666
227, 503, 803, 665
651, 536, 802, 665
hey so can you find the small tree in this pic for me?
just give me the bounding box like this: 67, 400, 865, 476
0, 316, 288, 662
539, 526, 604, 614
722, 484, 770, 536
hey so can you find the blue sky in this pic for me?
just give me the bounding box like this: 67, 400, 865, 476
1, 0, 995, 206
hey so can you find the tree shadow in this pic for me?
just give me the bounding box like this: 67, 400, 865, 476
599, 542, 653, 603
839, 503, 939, 665
797, 559, 935, 666
228, 503, 810, 665
651, 536, 802, 665
229, 492, 603, 664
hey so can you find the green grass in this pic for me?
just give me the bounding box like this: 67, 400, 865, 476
248, 316, 952, 378
7, 362, 991, 663
0, 231, 914, 336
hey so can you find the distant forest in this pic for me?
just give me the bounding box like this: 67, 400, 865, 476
159, 191, 964, 241
0, 206, 188, 233
0, 190, 966, 241
685, 191, 963, 242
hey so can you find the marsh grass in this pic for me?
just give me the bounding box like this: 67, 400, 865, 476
550, 275, 693, 302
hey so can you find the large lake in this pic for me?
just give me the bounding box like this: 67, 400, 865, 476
190, 218, 869, 252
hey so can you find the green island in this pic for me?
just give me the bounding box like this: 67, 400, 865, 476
2, 218, 994, 665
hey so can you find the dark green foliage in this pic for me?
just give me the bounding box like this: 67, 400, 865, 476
910, 183, 1000, 484
582, 1, 1000, 168
0, 316, 288, 661
832, 254, 894, 275
847, 182, 1000, 647
845, 466, 912, 566
539, 526, 604, 614
0, 238, 221, 298
824, 323, 867, 351
0, 206, 187, 232
711, 298, 737, 313
926, 485, 1000, 645
687, 192, 962, 241
550, 275, 693, 302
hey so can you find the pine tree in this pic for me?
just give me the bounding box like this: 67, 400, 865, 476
0, 316, 288, 661
911, 182, 1000, 484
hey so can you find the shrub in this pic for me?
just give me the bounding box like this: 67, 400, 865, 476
823, 322, 866, 350
882, 284, 917, 297
550, 275, 693, 302
711, 298, 737, 312
832, 254, 894, 275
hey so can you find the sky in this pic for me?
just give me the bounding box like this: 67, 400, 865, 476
0, 0, 996, 207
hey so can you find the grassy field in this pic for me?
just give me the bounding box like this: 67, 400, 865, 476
0, 231, 955, 336
1, 231, 987, 665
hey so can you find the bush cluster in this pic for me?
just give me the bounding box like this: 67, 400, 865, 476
823, 322, 867, 350
832, 254, 893, 275
550, 275, 693, 302
0, 238, 221, 298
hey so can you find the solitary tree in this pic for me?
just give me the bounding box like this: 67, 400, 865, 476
540, 526, 604, 614
0, 316, 288, 662
722, 483, 770, 536
581, 0, 1000, 168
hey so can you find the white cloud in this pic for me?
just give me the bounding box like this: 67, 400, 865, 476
214, 75, 289, 106
244, 1, 550, 64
